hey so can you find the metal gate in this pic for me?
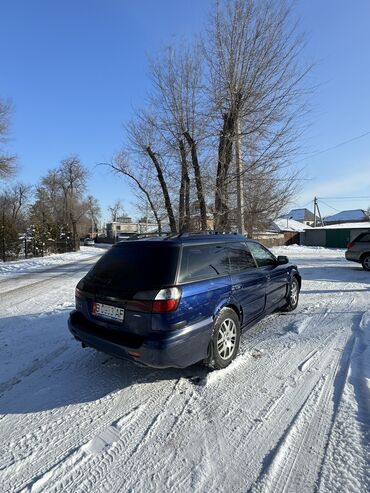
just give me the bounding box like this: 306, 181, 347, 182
325, 229, 351, 248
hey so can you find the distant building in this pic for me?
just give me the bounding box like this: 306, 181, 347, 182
324, 209, 369, 225
304, 221, 370, 248
106, 220, 158, 239
266, 218, 311, 246
278, 208, 318, 226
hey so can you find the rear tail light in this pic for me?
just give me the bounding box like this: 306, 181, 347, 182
153, 287, 181, 313
129, 287, 181, 313
347, 242, 354, 249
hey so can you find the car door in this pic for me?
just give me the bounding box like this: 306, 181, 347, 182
248, 241, 289, 310
228, 242, 266, 325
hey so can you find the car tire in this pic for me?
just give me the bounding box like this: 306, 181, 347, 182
206, 308, 241, 370
282, 276, 300, 312
362, 254, 370, 271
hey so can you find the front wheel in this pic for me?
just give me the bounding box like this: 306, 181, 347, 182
362, 254, 370, 271
206, 308, 241, 370
282, 276, 300, 312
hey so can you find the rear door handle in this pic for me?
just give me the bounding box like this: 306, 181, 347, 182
232, 284, 242, 291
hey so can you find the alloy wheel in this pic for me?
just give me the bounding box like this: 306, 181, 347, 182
290, 279, 298, 305
217, 318, 237, 360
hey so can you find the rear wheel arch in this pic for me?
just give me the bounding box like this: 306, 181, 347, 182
292, 271, 301, 289
360, 251, 370, 262
213, 301, 241, 323
224, 304, 241, 322
360, 252, 370, 270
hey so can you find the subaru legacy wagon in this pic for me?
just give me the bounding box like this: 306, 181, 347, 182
68, 233, 301, 370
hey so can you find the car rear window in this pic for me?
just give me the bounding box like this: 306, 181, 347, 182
86, 244, 179, 289
179, 243, 229, 282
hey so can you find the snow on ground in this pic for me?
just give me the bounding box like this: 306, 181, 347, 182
0, 246, 103, 278
0, 246, 369, 492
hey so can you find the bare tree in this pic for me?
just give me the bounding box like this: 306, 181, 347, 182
126, 116, 177, 233
108, 199, 124, 222
205, 0, 310, 229
5, 182, 32, 222
107, 152, 164, 233
58, 155, 88, 250
0, 99, 16, 180
86, 195, 101, 235
109, 0, 309, 234
148, 47, 208, 231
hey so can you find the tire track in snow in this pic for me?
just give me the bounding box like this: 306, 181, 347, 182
7, 374, 188, 493
88, 378, 196, 493
3, 304, 352, 492
0, 344, 69, 398
22, 378, 187, 493
2, 365, 150, 491
250, 330, 351, 493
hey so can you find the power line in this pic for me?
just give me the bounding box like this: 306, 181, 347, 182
318, 196, 370, 200
318, 199, 340, 212
299, 130, 370, 162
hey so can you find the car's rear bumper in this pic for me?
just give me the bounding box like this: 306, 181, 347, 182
345, 250, 360, 262
68, 310, 212, 368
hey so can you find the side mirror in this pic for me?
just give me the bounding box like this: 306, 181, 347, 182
277, 255, 289, 265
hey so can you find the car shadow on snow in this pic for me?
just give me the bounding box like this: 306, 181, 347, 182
0, 311, 207, 415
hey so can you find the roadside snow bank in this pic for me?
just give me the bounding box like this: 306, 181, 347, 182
0, 247, 103, 278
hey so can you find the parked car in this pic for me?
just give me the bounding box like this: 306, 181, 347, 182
68, 233, 301, 369
345, 231, 370, 271
83, 238, 95, 246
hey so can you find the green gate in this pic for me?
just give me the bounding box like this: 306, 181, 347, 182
325, 229, 351, 248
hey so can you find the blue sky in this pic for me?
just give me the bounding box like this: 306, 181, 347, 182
1, 0, 370, 221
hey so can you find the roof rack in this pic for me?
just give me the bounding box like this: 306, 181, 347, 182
166, 230, 241, 239
125, 232, 168, 241
125, 230, 246, 241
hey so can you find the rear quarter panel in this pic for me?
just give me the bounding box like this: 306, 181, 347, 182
150, 275, 232, 332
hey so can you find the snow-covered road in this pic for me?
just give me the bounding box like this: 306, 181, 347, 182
0, 246, 369, 492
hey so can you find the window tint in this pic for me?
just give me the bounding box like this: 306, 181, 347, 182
358, 233, 370, 242
228, 242, 256, 273
248, 242, 276, 267
86, 244, 179, 289
179, 243, 229, 282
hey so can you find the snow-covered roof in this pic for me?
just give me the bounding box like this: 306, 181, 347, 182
311, 222, 370, 230
279, 208, 316, 222
324, 209, 368, 223
271, 218, 311, 232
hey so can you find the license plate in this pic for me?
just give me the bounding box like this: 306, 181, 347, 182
92, 302, 125, 322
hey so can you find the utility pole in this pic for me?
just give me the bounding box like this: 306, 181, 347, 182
146, 201, 149, 233
314, 196, 324, 227
235, 116, 245, 235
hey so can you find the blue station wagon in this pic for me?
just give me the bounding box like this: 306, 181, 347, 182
68, 232, 301, 370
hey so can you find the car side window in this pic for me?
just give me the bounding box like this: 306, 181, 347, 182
248, 242, 276, 267
358, 233, 370, 242
179, 243, 229, 282
228, 242, 256, 273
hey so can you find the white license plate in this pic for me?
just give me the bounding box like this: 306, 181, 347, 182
93, 302, 125, 322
